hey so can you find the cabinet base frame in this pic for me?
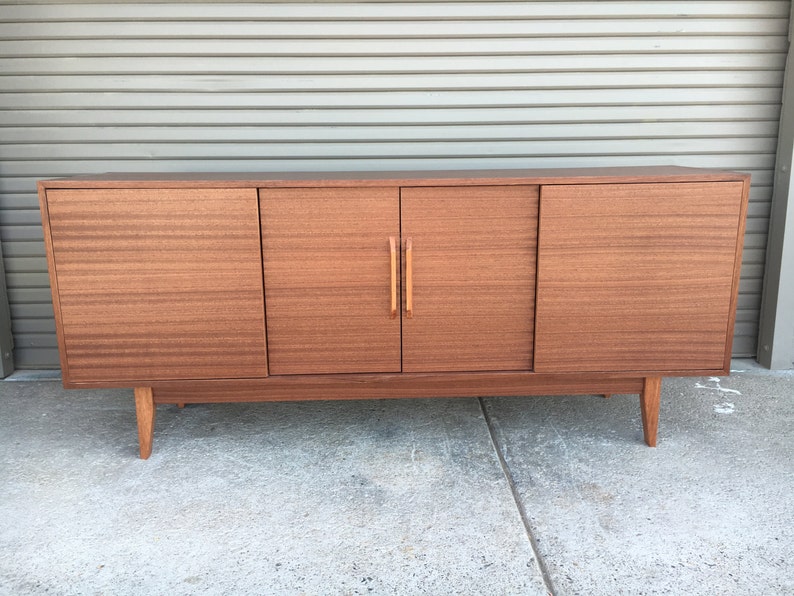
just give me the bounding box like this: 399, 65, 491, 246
134, 372, 664, 458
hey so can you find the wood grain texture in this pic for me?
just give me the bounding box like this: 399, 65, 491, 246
38, 166, 750, 189
640, 377, 661, 447
150, 372, 645, 404
535, 182, 745, 373
400, 185, 537, 372
722, 177, 752, 371
38, 183, 72, 380
134, 386, 155, 459
260, 187, 401, 374
45, 188, 267, 384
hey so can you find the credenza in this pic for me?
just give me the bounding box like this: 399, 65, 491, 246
37, 167, 750, 458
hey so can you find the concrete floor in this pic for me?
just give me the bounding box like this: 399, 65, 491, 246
1, 362, 792, 595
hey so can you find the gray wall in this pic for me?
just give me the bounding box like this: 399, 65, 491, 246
759, 5, 794, 370
0, 1, 789, 368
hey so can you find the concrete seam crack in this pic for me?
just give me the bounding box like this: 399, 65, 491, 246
478, 397, 556, 596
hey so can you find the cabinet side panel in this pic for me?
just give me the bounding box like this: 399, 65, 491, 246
722, 176, 751, 371
46, 188, 267, 383
261, 187, 401, 374
38, 184, 71, 381
535, 181, 744, 373
401, 185, 538, 372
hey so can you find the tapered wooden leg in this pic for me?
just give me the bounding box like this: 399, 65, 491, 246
640, 377, 661, 447
134, 387, 155, 459
603, 393, 612, 399
177, 403, 185, 409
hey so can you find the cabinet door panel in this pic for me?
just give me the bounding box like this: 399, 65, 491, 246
401, 185, 538, 372
261, 187, 401, 374
45, 188, 267, 384
534, 182, 745, 373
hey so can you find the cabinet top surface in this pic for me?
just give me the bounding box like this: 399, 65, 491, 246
39, 165, 749, 189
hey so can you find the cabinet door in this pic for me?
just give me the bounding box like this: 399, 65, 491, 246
401, 185, 538, 372
261, 187, 401, 374
44, 188, 267, 384
534, 182, 745, 373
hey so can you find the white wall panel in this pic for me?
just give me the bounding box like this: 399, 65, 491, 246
0, 0, 787, 367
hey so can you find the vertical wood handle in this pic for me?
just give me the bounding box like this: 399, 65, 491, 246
389, 236, 397, 319
406, 237, 413, 319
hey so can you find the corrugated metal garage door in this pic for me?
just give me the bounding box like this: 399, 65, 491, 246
0, 1, 788, 368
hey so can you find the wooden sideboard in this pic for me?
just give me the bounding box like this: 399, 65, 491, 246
37, 167, 750, 458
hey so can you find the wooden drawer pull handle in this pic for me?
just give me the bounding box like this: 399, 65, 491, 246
406, 237, 413, 319
389, 236, 397, 319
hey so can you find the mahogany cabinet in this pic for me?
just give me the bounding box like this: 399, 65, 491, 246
399, 185, 537, 373
260, 184, 538, 375
37, 167, 750, 458
535, 181, 746, 373
41, 188, 267, 383
261, 186, 401, 375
